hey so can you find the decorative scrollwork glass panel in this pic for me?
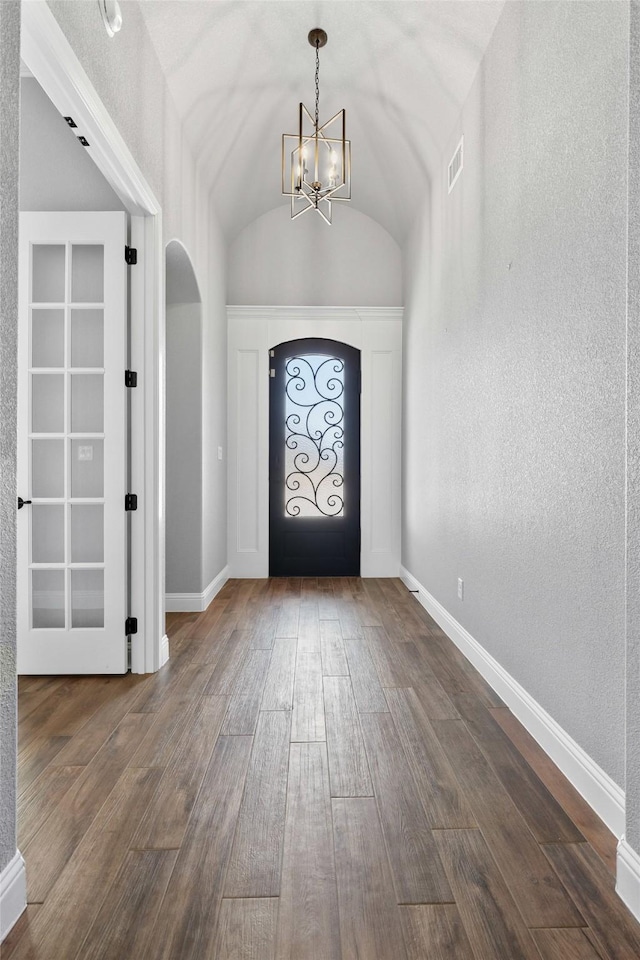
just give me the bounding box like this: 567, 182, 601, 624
285, 354, 345, 517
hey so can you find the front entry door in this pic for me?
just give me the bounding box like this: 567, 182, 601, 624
17, 212, 128, 674
269, 338, 360, 576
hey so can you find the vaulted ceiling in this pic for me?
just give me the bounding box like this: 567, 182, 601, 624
138, 0, 505, 242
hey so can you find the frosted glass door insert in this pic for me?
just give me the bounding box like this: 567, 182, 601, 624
18, 212, 127, 674
284, 355, 345, 517
269, 338, 361, 577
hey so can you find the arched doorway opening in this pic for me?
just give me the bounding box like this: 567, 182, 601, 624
165, 240, 203, 607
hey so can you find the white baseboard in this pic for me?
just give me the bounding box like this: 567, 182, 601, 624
0, 851, 26, 941
399, 565, 626, 839
617, 838, 640, 922
165, 565, 229, 613
159, 633, 169, 668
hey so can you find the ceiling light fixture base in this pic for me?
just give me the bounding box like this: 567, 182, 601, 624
308, 29, 328, 49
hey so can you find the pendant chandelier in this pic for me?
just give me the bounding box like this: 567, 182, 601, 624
282, 28, 351, 224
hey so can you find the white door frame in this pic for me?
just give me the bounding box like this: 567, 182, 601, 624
21, 1, 166, 672
227, 306, 403, 579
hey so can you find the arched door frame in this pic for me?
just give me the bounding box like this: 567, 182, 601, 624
227, 306, 403, 580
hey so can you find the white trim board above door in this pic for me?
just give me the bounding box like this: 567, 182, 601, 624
227, 306, 403, 579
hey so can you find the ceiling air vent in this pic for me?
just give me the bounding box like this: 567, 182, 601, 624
448, 136, 464, 194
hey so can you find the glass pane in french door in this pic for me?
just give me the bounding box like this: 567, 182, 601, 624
29, 241, 106, 630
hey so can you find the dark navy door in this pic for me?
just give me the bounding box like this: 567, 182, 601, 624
269, 338, 360, 576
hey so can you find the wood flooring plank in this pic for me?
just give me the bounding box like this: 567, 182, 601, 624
323, 677, 373, 797
297, 601, 321, 653
433, 829, 543, 960
491, 706, 618, 873
77, 849, 178, 960
18, 735, 71, 795
130, 646, 206, 713
317, 578, 338, 619
214, 899, 278, 960
531, 928, 604, 960
354, 597, 383, 628
343, 637, 389, 713
418, 634, 504, 708
275, 743, 341, 960
221, 649, 271, 735
51, 678, 147, 767
364, 626, 412, 687
320, 620, 349, 676
224, 710, 291, 897
18, 764, 84, 849
18, 677, 66, 723
385, 688, 475, 829
189, 606, 239, 661
400, 905, 476, 960
260, 638, 297, 711
432, 718, 584, 927
360, 711, 452, 904
245, 597, 280, 650
19, 676, 124, 749
331, 578, 354, 601
142, 735, 253, 960
291, 649, 326, 742
332, 798, 408, 960
392, 642, 460, 720
203, 629, 250, 696
128, 692, 201, 768
11, 766, 163, 960
543, 842, 640, 960
132, 695, 229, 849
335, 600, 365, 640
23, 711, 156, 903
275, 598, 300, 638
452, 693, 584, 843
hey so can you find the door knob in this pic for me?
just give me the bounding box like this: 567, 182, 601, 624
17, 497, 32, 510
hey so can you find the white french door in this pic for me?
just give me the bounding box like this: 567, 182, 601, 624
17, 212, 128, 674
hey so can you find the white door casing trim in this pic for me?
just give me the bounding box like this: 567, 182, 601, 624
227, 306, 403, 578
400, 565, 626, 840
0, 851, 26, 941
21, 0, 164, 673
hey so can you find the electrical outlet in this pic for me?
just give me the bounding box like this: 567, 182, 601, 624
217, 446, 223, 461
457, 578, 464, 601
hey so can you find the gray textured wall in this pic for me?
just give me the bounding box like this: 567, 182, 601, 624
166, 298, 203, 595
626, 0, 640, 851
0, 0, 20, 876
20, 77, 125, 212
403, 0, 629, 787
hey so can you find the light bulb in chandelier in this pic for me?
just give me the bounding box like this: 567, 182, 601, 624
281, 28, 352, 224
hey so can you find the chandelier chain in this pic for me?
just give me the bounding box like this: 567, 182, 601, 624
315, 40, 320, 130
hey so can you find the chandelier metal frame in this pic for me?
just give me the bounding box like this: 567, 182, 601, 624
282, 28, 351, 224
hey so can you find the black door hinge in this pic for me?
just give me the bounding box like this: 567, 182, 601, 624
125, 617, 138, 636
125, 493, 138, 511
125, 370, 137, 388
125, 246, 138, 265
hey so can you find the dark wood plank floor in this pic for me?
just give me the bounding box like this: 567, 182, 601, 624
5, 578, 639, 959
